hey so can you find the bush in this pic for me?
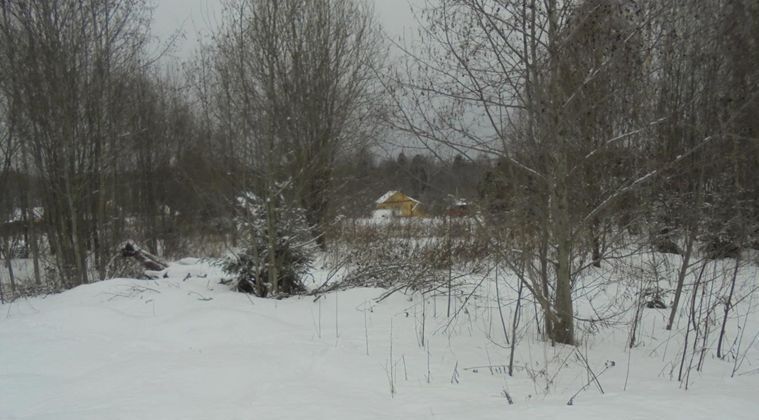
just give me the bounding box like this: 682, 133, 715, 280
223, 191, 314, 297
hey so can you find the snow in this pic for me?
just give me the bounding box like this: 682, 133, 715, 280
0, 258, 37, 286
376, 190, 400, 204
1, 258, 759, 419
452, 199, 468, 207
372, 209, 395, 220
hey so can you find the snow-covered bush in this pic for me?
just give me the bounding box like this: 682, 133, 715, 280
223, 190, 315, 297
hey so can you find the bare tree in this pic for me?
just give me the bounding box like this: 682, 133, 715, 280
0, 0, 154, 286
384, 0, 757, 345
647, 0, 759, 328
207, 0, 385, 294
386, 0, 648, 344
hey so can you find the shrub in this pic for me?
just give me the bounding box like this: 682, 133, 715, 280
223, 191, 314, 297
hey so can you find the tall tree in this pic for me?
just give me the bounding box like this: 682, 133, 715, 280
213, 0, 384, 248
208, 0, 384, 294
0, 0, 153, 285
387, 0, 683, 345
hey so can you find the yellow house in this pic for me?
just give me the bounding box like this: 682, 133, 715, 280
375, 191, 425, 217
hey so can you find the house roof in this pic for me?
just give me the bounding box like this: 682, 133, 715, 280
376, 190, 420, 205
452, 199, 469, 207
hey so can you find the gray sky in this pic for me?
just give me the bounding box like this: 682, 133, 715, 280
151, 0, 426, 156
152, 0, 423, 59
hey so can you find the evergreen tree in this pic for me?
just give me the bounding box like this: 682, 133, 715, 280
223, 188, 315, 297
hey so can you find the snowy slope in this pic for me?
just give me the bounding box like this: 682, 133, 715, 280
1, 259, 758, 419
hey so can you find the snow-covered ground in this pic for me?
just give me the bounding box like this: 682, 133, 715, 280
2, 257, 759, 419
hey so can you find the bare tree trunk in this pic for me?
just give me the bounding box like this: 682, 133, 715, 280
266, 181, 279, 295
3, 239, 15, 296
552, 170, 575, 345
63, 172, 87, 286
546, 0, 573, 346
667, 230, 695, 330
678, 260, 708, 382
539, 237, 551, 338
717, 256, 741, 358
590, 219, 602, 268
509, 277, 524, 376
22, 153, 41, 285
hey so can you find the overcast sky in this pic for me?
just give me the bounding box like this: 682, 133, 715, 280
151, 0, 426, 155
152, 0, 423, 59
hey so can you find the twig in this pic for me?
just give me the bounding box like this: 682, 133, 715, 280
451, 361, 460, 384
575, 349, 604, 394
566, 361, 615, 405
187, 291, 213, 301
495, 264, 510, 345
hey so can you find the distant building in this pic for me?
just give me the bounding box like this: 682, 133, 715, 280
374, 191, 425, 218
447, 199, 470, 217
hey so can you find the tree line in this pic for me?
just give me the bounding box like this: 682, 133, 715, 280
1, 0, 758, 346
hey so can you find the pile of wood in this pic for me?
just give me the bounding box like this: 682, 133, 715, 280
120, 242, 168, 278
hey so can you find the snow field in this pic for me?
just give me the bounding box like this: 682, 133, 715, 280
1, 258, 758, 419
